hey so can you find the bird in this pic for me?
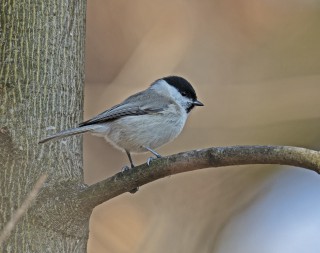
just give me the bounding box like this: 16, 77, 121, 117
39, 75, 203, 171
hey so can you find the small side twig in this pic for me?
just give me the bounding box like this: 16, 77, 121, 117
0, 174, 47, 245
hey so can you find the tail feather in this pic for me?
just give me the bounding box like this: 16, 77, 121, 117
39, 125, 95, 144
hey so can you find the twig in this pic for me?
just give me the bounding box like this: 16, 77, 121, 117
79, 145, 320, 208
0, 174, 47, 245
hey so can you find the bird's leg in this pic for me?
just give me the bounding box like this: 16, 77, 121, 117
121, 150, 135, 172
126, 150, 135, 168
145, 147, 162, 158
144, 146, 162, 166
121, 150, 139, 194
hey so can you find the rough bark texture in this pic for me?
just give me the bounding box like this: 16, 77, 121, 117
0, 1, 87, 252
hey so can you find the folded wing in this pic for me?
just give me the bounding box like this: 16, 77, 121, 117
79, 91, 169, 127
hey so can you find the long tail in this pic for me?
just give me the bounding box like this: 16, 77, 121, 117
39, 125, 97, 144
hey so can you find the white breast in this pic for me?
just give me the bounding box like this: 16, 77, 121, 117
90, 103, 186, 153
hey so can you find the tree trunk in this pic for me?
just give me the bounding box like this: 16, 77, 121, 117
0, 1, 88, 252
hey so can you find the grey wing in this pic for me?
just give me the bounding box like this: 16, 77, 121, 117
78, 91, 168, 127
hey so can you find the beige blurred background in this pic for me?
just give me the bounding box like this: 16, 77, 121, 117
84, 1, 320, 252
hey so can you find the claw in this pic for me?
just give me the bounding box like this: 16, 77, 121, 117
147, 157, 154, 166
121, 165, 131, 173
120, 165, 139, 194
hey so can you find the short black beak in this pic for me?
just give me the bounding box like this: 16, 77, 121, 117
193, 100, 204, 106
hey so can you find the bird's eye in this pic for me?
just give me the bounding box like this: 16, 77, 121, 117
181, 91, 187, 96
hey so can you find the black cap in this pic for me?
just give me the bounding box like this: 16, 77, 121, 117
162, 76, 203, 113
163, 76, 198, 101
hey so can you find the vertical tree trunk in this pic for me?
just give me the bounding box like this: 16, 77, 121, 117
0, 1, 87, 252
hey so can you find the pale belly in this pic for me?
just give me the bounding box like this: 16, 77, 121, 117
92, 113, 187, 153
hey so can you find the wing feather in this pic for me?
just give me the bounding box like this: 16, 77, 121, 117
78, 90, 168, 127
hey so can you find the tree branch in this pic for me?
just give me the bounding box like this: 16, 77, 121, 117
79, 145, 320, 208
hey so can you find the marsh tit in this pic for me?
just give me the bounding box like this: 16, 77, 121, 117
39, 76, 203, 168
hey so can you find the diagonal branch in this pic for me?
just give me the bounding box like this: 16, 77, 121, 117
79, 145, 320, 208
0, 174, 47, 245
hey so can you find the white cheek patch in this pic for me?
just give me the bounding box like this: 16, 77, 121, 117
153, 80, 193, 111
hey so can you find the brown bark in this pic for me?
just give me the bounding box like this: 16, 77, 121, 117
79, 145, 320, 207
0, 0, 87, 252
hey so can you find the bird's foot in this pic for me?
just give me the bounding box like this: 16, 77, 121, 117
121, 165, 139, 194
147, 154, 162, 166
147, 157, 155, 166
121, 165, 131, 173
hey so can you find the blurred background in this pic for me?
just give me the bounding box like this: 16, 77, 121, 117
84, 1, 320, 252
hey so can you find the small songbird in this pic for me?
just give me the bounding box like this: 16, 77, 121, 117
39, 76, 203, 169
